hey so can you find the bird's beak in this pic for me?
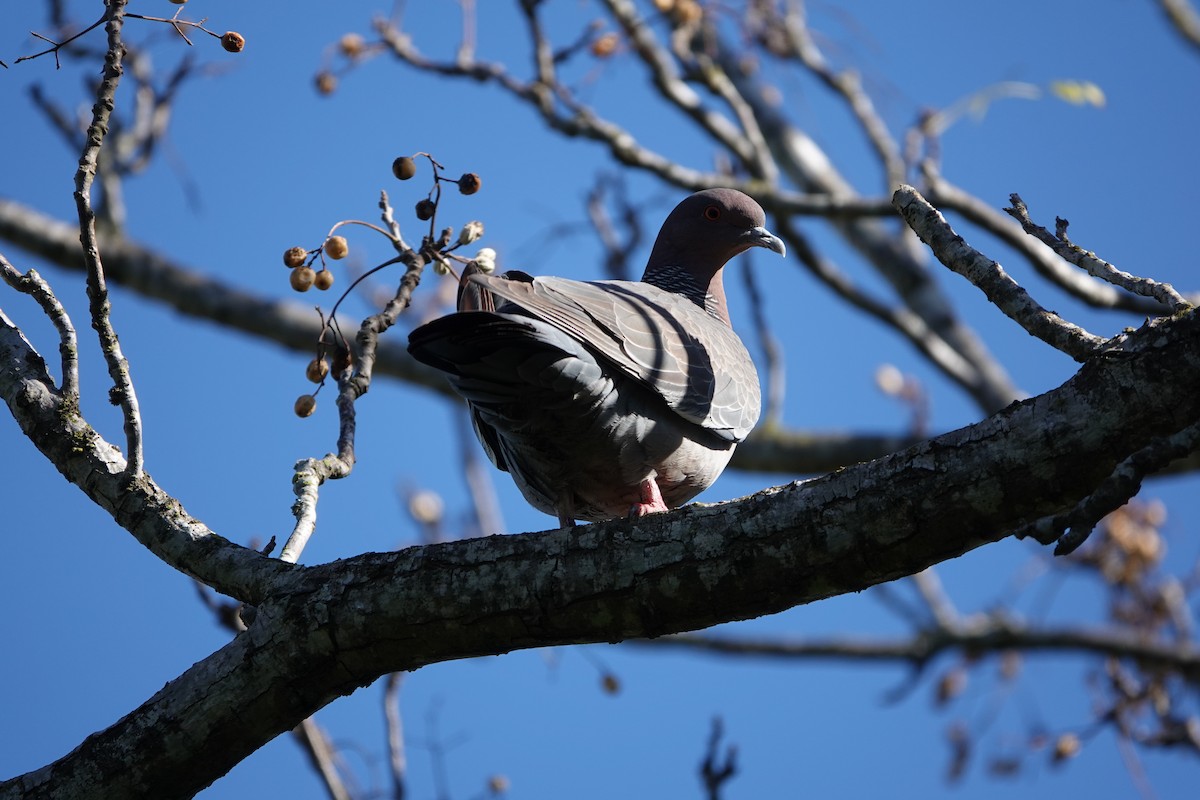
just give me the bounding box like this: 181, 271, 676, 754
744, 226, 787, 257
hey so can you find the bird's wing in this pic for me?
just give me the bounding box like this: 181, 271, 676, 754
467, 274, 760, 441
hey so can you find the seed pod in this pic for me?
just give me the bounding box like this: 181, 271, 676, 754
283, 247, 308, 268
591, 32, 619, 58
315, 71, 337, 95
221, 32, 245, 53
339, 33, 365, 58
1052, 733, 1081, 763
457, 172, 482, 195
294, 394, 317, 418
290, 266, 316, 292
392, 156, 417, 180
314, 269, 335, 290
305, 358, 330, 383
285, 247, 310, 269
415, 199, 436, 221
332, 346, 354, 374
324, 235, 349, 260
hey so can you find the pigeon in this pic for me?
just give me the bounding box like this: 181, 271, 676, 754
407, 188, 786, 527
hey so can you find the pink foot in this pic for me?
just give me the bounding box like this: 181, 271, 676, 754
629, 479, 670, 519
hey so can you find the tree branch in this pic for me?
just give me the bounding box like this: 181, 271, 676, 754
1158, 0, 1200, 53
923, 171, 1184, 314
1004, 193, 1191, 312
74, 0, 144, 478
3, 296, 1198, 798
636, 620, 1200, 683
893, 186, 1107, 361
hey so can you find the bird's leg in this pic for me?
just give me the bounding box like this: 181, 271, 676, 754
629, 478, 670, 519
557, 495, 577, 528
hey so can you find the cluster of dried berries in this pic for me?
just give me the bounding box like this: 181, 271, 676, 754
282, 237, 345, 293
393, 156, 481, 222
290, 156, 484, 418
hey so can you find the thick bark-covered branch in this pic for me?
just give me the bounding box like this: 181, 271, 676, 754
4, 302, 1198, 799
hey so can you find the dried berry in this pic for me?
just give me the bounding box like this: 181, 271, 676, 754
338, 33, 365, 58
457, 172, 482, 195
1052, 733, 1081, 763
305, 357, 330, 383
324, 235, 349, 260
332, 347, 354, 374
415, 198, 436, 221
315, 71, 337, 95
407, 490, 444, 524
169, 0, 189, 4
290, 266, 316, 292
221, 32, 245, 53
591, 32, 619, 58
392, 156, 417, 181
283, 246, 307, 269
294, 394, 317, 418
314, 269, 335, 291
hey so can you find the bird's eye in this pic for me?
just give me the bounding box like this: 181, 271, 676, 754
703, 205, 721, 221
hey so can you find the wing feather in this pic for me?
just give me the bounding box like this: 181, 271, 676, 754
467, 273, 760, 440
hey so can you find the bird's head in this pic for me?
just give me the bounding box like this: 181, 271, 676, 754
644, 188, 786, 323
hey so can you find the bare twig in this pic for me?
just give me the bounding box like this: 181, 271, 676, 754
773, 0, 905, 189
292, 718, 353, 800
1020, 420, 1200, 555
1158, 0, 1200, 53
893, 185, 1106, 361
74, 0, 144, 478
699, 717, 738, 800
457, 412, 507, 536
372, 18, 893, 218
0, 257, 79, 401
911, 567, 960, 629
282, 191, 429, 563
585, 174, 640, 282
1005, 194, 1190, 312
638, 621, 1200, 683
924, 172, 1181, 314
384, 672, 408, 800
13, 15, 105, 67
711, 38, 1021, 412
602, 0, 778, 182
732, 425, 923, 474
739, 258, 785, 426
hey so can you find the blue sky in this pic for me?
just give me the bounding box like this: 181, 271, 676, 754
1, 1, 1198, 798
